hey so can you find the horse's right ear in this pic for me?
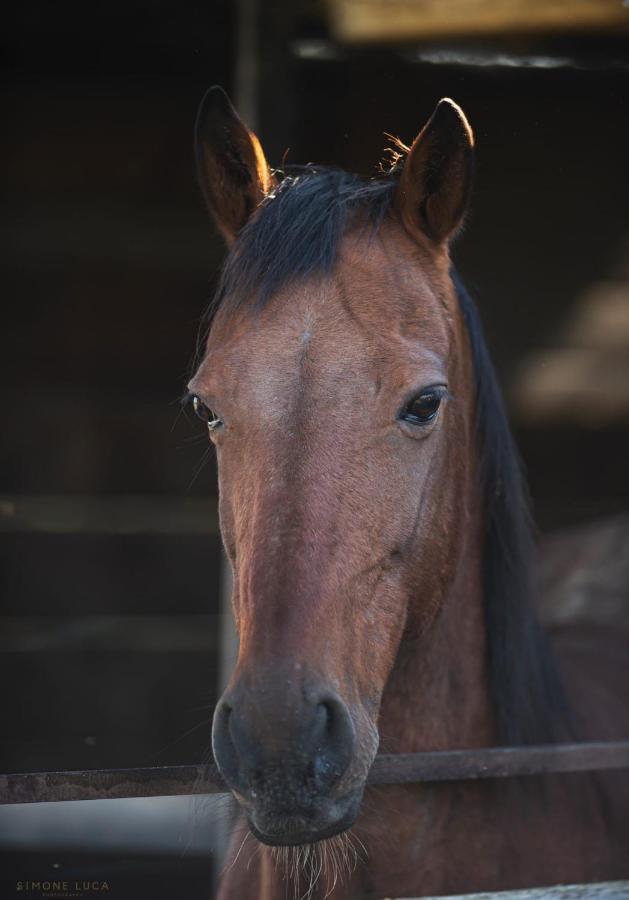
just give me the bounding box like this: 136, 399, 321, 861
194, 86, 275, 244
394, 98, 474, 244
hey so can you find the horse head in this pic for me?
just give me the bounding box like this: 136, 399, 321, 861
189, 86, 478, 846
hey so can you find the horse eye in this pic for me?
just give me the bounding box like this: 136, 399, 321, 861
401, 391, 443, 425
192, 395, 222, 430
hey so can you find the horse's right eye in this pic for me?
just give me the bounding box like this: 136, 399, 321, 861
192, 396, 222, 430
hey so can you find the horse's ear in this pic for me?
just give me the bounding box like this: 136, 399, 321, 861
194, 86, 276, 243
394, 98, 474, 244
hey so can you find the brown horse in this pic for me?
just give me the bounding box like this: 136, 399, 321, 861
187, 87, 629, 899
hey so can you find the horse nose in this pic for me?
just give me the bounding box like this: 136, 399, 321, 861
212, 686, 355, 799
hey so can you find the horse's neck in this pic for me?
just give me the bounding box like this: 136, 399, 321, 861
377, 515, 493, 753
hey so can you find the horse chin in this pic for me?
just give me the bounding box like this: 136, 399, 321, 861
247, 793, 363, 847
249, 814, 355, 847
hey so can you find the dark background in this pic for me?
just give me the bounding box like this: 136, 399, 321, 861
1, 1, 628, 897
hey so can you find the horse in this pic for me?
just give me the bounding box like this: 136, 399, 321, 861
187, 86, 629, 899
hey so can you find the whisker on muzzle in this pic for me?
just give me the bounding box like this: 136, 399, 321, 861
267, 828, 368, 900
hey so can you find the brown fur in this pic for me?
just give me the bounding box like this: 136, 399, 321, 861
188, 93, 629, 898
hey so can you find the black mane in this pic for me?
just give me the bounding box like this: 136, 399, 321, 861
452, 271, 570, 744
208, 166, 569, 745
209, 166, 395, 316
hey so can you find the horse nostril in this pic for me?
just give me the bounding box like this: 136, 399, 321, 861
312, 701, 329, 741
211, 698, 240, 787
311, 696, 355, 790
213, 687, 355, 801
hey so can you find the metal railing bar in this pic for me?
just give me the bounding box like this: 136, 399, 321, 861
2, 741, 628, 806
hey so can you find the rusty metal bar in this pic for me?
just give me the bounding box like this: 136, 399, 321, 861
368, 740, 629, 784
1, 741, 628, 806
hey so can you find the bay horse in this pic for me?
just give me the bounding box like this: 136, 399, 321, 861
187, 86, 629, 899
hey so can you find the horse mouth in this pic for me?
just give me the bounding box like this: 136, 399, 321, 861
249, 810, 358, 847
246, 789, 363, 847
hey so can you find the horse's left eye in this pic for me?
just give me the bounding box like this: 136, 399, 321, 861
192, 396, 222, 429
400, 390, 443, 425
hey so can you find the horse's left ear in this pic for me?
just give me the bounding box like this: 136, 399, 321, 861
394, 98, 474, 244
194, 86, 276, 243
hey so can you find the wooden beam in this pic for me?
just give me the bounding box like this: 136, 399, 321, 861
0, 494, 219, 536
0, 615, 221, 652
390, 881, 629, 900
326, 0, 629, 43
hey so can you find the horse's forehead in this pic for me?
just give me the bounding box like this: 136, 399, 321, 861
207, 282, 447, 381
209, 237, 451, 362
334, 232, 453, 343
205, 284, 373, 381
199, 231, 454, 405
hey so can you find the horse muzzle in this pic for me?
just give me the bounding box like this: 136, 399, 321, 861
212, 675, 365, 844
